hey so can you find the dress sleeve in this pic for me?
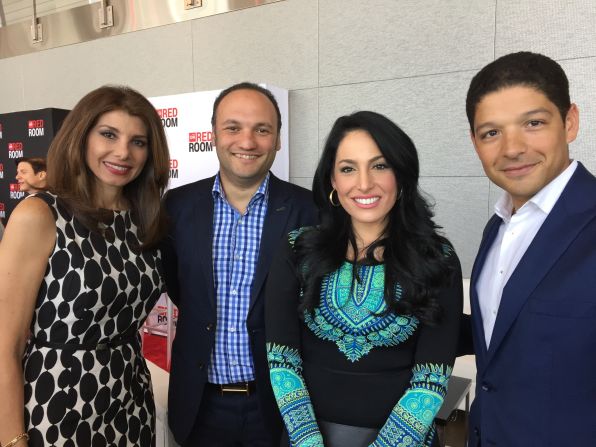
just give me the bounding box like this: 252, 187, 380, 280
370, 250, 464, 447
265, 230, 324, 447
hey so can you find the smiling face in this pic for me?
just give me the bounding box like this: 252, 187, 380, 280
85, 109, 149, 207
16, 161, 46, 193
472, 86, 578, 211
212, 88, 280, 189
331, 130, 398, 239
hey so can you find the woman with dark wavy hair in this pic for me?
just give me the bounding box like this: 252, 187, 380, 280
0, 85, 169, 447
265, 111, 462, 447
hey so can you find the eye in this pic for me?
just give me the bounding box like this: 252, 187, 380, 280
256, 127, 271, 135
339, 166, 354, 173
480, 129, 499, 140
100, 131, 116, 139
527, 120, 544, 128
224, 126, 239, 132
132, 139, 147, 148
373, 163, 389, 170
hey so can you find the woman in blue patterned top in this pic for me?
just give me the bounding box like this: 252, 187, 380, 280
265, 111, 463, 447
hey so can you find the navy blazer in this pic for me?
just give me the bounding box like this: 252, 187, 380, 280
162, 173, 318, 445
468, 162, 596, 446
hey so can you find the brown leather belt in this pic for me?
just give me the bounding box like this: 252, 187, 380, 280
206, 381, 256, 396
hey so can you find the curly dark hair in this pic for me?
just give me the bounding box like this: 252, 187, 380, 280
294, 111, 453, 325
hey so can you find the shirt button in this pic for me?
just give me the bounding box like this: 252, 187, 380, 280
492, 310, 497, 315
230, 360, 238, 366
231, 290, 237, 295
229, 326, 236, 332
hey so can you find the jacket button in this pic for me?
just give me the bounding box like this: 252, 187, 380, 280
474, 427, 480, 436
206, 323, 214, 331
481, 382, 492, 392
197, 363, 204, 370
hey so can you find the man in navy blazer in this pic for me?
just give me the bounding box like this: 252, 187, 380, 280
162, 83, 317, 446
464, 52, 596, 446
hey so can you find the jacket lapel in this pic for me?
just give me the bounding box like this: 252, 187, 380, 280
249, 175, 291, 313
471, 214, 502, 358
192, 178, 216, 310
486, 164, 596, 362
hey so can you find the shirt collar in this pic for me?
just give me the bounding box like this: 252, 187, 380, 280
212, 172, 271, 205
494, 160, 578, 222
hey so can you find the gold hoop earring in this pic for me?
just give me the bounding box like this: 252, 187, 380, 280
329, 189, 340, 207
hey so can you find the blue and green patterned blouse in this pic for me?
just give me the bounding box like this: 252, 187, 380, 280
265, 228, 463, 447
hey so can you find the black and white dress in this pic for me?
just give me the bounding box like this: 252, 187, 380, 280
23, 193, 164, 447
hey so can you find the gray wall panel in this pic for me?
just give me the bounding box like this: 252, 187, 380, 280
318, 71, 484, 177
420, 176, 490, 276
191, 0, 318, 91
319, 0, 495, 86
289, 88, 319, 178
3, 0, 596, 275
19, 21, 194, 110
488, 182, 503, 216
562, 57, 596, 174
289, 176, 313, 191
496, 0, 596, 59
0, 57, 25, 113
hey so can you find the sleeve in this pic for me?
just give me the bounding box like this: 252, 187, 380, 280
160, 191, 180, 306
265, 230, 325, 447
370, 250, 464, 447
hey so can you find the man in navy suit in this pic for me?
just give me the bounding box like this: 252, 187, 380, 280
465, 52, 596, 446
162, 82, 317, 446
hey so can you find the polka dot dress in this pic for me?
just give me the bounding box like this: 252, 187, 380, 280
23, 193, 164, 447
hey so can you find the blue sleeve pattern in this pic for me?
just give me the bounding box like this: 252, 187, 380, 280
266, 342, 324, 447
370, 363, 452, 447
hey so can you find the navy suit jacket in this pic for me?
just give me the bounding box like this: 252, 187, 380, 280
468, 162, 596, 446
162, 174, 317, 445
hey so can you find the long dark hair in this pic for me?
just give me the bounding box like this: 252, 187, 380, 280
47, 85, 169, 249
295, 111, 452, 325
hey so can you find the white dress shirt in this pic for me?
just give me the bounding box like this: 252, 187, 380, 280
477, 160, 578, 347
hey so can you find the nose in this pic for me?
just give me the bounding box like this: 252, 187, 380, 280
357, 169, 373, 191
502, 130, 526, 158
113, 140, 132, 159
237, 129, 257, 151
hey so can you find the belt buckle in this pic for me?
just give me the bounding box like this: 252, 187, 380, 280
220, 382, 250, 396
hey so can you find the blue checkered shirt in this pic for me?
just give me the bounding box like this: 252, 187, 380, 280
208, 173, 270, 384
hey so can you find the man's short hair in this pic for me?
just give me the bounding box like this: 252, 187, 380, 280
466, 52, 571, 132
16, 157, 47, 174
211, 82, 282, 133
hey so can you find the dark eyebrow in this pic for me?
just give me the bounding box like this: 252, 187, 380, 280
255, 122, 274, 129
221, 119, 241, 126
337, 155, 386, 164
475, 108, 554, 134
220, 119, 274, 129
521, 108, 553, 118
96, 124, 120, 132
96, 124, 147, 139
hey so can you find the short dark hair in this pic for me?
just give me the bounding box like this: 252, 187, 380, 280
295, 111, 456, 325
466, 52, 571, 132
16, 157, 46, 173
211, 82, 282, 133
